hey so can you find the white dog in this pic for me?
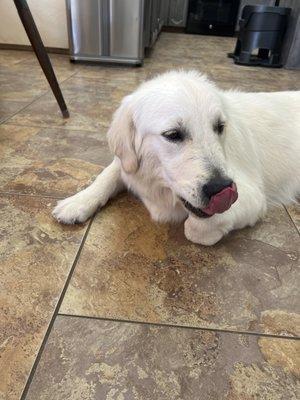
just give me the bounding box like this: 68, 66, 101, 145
53, 70, 300, 246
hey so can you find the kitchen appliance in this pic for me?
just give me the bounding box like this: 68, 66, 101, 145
66, 0, 165, 65
186, 0, 240, 36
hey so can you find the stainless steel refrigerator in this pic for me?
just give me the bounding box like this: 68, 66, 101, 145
66, 0, 166, 65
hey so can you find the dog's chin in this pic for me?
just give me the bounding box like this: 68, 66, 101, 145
180, 198, 211, 218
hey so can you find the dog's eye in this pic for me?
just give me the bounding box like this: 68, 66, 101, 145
162, 129, 185, 142
214, 120, 225, 135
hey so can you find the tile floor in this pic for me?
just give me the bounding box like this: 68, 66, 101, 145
0, 33, 299, 400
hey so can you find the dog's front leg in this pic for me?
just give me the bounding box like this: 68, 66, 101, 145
184, 181, 267, 246
53, 158, 124, 224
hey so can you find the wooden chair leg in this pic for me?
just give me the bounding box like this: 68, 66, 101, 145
13, 0, 69, 118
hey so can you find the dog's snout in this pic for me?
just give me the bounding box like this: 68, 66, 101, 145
203, 177, 233, 199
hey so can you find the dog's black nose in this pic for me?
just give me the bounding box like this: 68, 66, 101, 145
203, 177, 233, 199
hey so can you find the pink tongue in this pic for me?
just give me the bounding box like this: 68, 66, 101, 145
202, 183, 238, 216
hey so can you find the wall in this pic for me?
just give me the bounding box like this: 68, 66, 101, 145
281, 0, 300, 68
0, 0, 68, 49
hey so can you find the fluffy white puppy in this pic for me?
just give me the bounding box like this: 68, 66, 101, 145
53, 70, 300, 245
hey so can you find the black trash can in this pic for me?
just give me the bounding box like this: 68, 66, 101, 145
229, 5, 291, 67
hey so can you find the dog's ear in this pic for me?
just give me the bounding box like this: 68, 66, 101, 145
107, 95, 138, 174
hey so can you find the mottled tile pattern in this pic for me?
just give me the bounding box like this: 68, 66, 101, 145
231, 205, 299, 253
0, 80, 42, 124
25, 316, 300, 400
0, 51, 76, 84
6, 53, 78, 82
8, 74, 141, 131
0, 52, 75, 123
0, 99, 28, 124
5, 55, 148, 132
146, 34, 300, 91
0, 33, 299, 400
0, 194, 88, 400
60, 194, 300, 336
0, 124, 112, 197
0, 49, 36, 68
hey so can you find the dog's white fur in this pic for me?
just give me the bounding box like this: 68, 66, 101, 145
53, 70, 300, 245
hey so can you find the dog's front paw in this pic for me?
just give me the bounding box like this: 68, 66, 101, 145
184, 216, 223, 246
52, 193, 96, 224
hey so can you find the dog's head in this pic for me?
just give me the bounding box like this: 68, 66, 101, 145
108, 70, 238, 218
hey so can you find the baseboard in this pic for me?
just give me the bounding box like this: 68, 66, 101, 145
0, 43, 69, 55
162, 26, 186, 33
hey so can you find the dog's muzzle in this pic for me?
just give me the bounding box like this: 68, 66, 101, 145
181, 182, 238, 218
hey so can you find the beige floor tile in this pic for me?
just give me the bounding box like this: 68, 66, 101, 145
60, 193, 300, 336
0, 49, 36, 68
0, 194, 88, 400
25, 315, 300, 400
8, 75, 132, 131
0, 52, 76, 84
0, 52, 75, 123
0, 124, 112, 197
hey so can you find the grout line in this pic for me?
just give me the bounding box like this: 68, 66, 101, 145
20, 216, 94, 400
0, 71, 78, 126
283, 205, 300, 237
57, 313, 300, 341
0, 92, 50, 126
